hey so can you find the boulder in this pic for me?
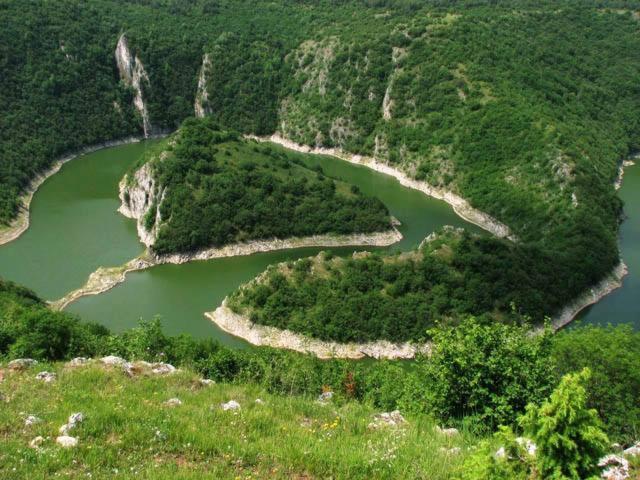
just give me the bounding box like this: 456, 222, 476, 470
599, 454, 629, 480
164, 398, 182, 407
56, 435, 78, 448
151, 363, 176, 375
100, 356, 129, 367
8, 359, 38, 371
35, 371, 56, 383
222, 400, 240, 411
59, 412, 84, 435
200, 379, 215, 386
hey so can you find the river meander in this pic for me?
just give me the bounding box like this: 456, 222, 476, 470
0, 142, 636, 345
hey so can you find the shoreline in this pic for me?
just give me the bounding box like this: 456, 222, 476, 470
247, 134, 516, 241
551, 261, 628, 330
206, 298, 431, 360
50, 227, 402, 310
0, 135, 165, 247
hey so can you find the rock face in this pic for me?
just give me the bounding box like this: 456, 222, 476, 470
194, 53, 212, 118
115, 33, 152, 137
118, 162, 162, 248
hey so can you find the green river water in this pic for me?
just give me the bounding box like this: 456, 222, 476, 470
0, 142, 636, 345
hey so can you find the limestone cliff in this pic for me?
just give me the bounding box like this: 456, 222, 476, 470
194, 53, 212, 118
118, 162, 163, 248
115, 34, 152, 137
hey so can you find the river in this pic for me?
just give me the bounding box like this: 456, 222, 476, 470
0, 142, 636, 343
0, 141, 482, 344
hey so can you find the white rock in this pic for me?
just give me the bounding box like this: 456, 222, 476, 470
24, 415, 41, 426
599, 454, 629, 480
164, 398, 182, 407
8, 359, 38, 371
100, 356, 129, 367
56, 435, 78, 448
151, 363, 176, 375
495, 446, 506, 459
317, 391, 333, 402
200, 379, 215, 386
255, 398, 264, 405
222, 400, 240, 411
368, 410, 406, 429
35, 371, 56, 383
516, 437, 537, 456
29, 436, 44, 449
59, 412, 85, 434
67, 357, 90, 367
623, 442, 640, 457
435, 425, 459, 437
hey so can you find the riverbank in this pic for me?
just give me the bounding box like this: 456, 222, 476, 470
51, 226, 402, 310
0, 135, 165, 247
247, 134, 515, 241
207, 298, 431, 360
551, 261, 628, 330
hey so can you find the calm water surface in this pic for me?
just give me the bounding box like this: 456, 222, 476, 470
1, 143, 635, 345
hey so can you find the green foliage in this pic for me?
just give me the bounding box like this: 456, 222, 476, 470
520, 369, 609, 480
417, 318, 555, 431
551, 325, 640, 444
145, 118, 392, 254
461, 369, 609, 480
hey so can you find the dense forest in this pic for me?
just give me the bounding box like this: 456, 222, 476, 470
131, 118, 392, 254
2, 0, 640, 337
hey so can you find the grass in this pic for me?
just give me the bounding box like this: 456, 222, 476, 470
0, 361, 472, 479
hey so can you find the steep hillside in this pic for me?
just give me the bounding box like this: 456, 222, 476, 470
119, 118, 397, 255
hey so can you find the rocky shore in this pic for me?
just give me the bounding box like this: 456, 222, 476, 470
51, 226, 402, 310
0, 135, 165, 247
206, 298, 431, 360
247, 134, 515, 241
551, 261, 628, 330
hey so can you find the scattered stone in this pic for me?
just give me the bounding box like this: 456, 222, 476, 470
200, 379, 215, 386
623, 442, 640, 457
67, 357, 90, 367
8, 359, 38, 371
368, 410, 406, 429
35, 371, 56, 383
516, 437, 537, 456
164, 398, 182, 407
56, 435, 78, 448
599, 454, 629, 480
221, 400, 240, 411
24, 415, 41, 426
435, 426, 459, 437
29, 436, 45, 449
59, 412, 85, 435
255, 398, 264, 405
100, 356, 129, 367
317, 391, 333, 403
495, 446, 506, 459
151, 363, 176, 375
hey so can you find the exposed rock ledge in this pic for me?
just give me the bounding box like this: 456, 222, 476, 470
614, 158, 636, 190
50, 227, 402, 310
246, 134, 515, 241
206, 298, 431, 360
551, 261, 628, 330
0, 136, 164, 248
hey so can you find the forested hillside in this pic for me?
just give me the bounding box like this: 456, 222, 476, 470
2, 0, 640, 326
123, 118, 393, 254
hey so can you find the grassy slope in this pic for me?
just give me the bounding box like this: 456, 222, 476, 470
0, 362, 470, 480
